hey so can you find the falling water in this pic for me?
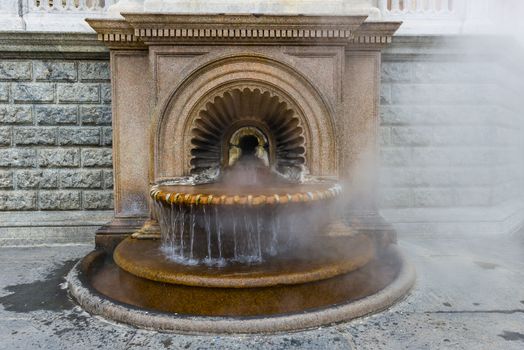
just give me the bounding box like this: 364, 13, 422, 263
189, 204, 195, 259
214, 206, 223, 263
179, 204, 185, 257
153, 201, 317, 267
232, 212, 238, 260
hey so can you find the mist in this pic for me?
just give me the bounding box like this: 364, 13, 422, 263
378, 0, 524, 241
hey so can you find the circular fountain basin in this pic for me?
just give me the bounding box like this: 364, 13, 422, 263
114, 233, 374, 288
68, 172, 415, 332
68, 244, 415, 333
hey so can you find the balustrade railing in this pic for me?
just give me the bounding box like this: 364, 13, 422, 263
378, 0, 454, 14
22, 0, 118, 32
31, 0, 115, 12
0, 0, 498, 34
377, 0, 489, 34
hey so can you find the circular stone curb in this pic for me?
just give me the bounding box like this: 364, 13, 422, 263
67, 246, 415, 334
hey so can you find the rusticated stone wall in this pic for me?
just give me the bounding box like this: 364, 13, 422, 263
0, 59, 113, 211
378, 36, 524, 235
0, 34, 522, 243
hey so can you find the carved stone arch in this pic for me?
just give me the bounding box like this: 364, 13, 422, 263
152, 55, 337, 181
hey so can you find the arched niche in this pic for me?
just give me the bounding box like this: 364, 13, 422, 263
152, 55, 337, 181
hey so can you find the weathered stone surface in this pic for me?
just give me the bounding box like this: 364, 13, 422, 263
60, 170, 102, 189
35, 105, 78, 125
58, 127, 100, 145
80, 105, 111, 125
38, 190, 81, 210
0, 105, 32, 124
0, 127, 11, 146
411, 147, 496, 166
412, 62, 494, 83
379, 188, 412, 208
100, 83, 111, 103
456, 188, 492, 207
391, 126, 492, 147
0, 83, 8, 102
14, 127, 56, 145
0, 149, 36, 167
102, 126, 112, 146
103, 170, 114, 189
0, 171, 13, 189
0, 190, 36, 210
379, 127, 390, 146
413, 188, 455, 208
13, 83, 54, 103
34, 61, 77, 82
380, 84, 391, 105
15, 170, 58, 189
381, 168, 493, 188
382, 62, 412, 82
391, 84, 495, 105
83, 190, 113, 209
57, 83, 99, 103
81, 148, 112, 167
79, 61, 110, 81
380, 147, 412, 167
38, 148, 80, 167
0, 61, 31, 81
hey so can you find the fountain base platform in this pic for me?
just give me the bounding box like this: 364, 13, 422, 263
114, 233, 375, 288
67, 240, 414, 333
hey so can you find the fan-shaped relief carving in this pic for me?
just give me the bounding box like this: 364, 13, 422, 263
190, 87, 306, 178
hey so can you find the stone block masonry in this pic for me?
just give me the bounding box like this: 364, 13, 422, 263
378, 37, 524, 236
0, 59, 113, 211
0, 35, 522, 242
379, 60, 522, 210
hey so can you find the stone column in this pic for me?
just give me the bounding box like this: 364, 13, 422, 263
0, 0, 24, 31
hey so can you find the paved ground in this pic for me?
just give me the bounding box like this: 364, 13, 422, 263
0, 235, 523, 350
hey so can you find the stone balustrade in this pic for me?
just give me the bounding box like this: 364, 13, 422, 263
0, 0, 502, 34
378, 0, 494, 34
1, 0, 117, 32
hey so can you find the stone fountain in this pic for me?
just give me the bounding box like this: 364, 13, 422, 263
67, 2, 415, 333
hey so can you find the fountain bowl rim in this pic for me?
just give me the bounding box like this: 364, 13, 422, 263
150, 180, 342, 206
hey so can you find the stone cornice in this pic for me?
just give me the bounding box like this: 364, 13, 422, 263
0, 32, 108, 59
85, 19, 145, 49
87, 13, 400, 49
349, 21, 402, 50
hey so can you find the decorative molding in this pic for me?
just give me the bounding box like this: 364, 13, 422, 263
348, 21, 402, 50
87, 14, 401, 49
151, 55, 338, 178
85, 19, 145, 49
0, 32, 108, 59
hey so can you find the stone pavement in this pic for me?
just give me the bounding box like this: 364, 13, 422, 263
0, 236, 523, 350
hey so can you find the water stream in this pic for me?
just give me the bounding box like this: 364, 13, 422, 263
154, 202, 294, 266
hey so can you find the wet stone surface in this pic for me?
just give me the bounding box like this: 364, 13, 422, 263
1, 236, 524, 349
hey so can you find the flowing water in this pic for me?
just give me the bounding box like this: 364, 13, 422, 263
154, 201, 296, 266
152, 162, 336, 266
